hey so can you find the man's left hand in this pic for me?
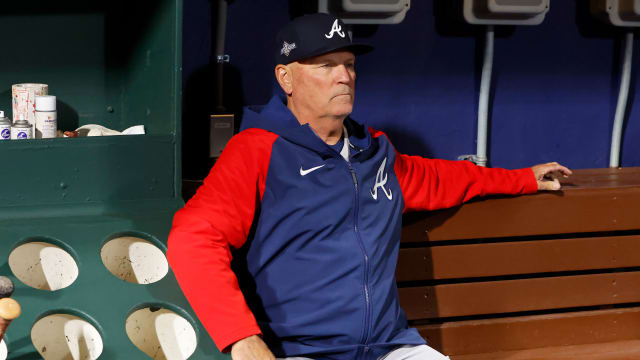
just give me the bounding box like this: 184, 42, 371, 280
531, 162, 572, 191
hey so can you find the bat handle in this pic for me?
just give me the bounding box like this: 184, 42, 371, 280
0, 298, 21, 342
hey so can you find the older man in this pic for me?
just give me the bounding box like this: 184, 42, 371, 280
168, 13, 570, 360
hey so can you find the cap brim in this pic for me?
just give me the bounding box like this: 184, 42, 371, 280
282, 43, 374, 64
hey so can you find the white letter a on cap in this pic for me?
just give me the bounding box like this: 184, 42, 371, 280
325, 19, 345, 39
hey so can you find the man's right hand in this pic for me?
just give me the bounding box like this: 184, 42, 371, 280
231, 335, 276, 360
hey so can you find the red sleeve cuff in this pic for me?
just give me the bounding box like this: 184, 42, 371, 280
217, 325, 263, 353
519, 167, 539, 194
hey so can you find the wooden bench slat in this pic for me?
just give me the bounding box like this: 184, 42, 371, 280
402, 171, 640, 242
396, 168, 640, 357
452, 340, 640, 360
562, 167, 640, 189
397, 235, 640, 281
400, 271, 640, 319
416, 306, 640, 356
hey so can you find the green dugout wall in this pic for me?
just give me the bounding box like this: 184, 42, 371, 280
0, 1, 223, 358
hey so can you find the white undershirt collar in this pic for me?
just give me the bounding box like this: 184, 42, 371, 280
340, 125, 350, 161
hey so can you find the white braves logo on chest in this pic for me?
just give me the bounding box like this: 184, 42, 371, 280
325, 19, 345, 39
370, 157, 392, 201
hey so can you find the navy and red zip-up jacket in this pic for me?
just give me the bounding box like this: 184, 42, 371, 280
167, 95, 538, 359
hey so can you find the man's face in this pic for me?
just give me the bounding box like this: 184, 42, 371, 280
290, 50, 356, 119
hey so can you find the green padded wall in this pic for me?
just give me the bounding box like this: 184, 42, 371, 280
0, 1, 226, 359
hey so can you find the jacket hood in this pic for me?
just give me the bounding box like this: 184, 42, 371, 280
241, 93, 372, 158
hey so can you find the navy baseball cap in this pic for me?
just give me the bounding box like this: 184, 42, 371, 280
275, 13, 373, 65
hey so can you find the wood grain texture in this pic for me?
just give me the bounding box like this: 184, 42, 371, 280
452, 339, 640, 360
400, 271, 640, 319
402, 168, 640, 242
397, 235, 640, 281
416, 307, 640, 356
399, 168, 640, 357
0, 298, 20, 342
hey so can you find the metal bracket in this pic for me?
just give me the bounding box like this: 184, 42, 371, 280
216, 54, 230, 64
458, 154, 488, 167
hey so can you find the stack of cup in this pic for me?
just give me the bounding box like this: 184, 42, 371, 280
9, 84, 57, 140
11, 83, 48, 129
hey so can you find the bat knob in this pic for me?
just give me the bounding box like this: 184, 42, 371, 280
0, 298, 20, 321
0, 277, 13, 299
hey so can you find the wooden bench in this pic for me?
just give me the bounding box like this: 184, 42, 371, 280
397, 167, 640, 359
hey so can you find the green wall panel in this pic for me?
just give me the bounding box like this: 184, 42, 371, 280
0, 0, 226, 358
0, 136, 176, 207
0, 206, 221, 359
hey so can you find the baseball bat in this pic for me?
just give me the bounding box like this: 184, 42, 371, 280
0, 298, 20, 342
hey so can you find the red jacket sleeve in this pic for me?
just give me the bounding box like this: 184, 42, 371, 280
167, 128, 278, 352
369, 129, 538, 213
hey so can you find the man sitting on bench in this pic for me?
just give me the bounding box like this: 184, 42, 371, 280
167, 13, 571, 360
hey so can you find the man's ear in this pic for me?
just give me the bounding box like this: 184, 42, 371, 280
275, 64, 293, 95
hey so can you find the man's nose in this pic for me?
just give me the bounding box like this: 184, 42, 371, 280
335, 65, 354, 83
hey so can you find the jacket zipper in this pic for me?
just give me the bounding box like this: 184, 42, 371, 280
347, 161, 371, 346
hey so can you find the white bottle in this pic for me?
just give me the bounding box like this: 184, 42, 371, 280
11, 114, 32, 140
35, 95, 57, 139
